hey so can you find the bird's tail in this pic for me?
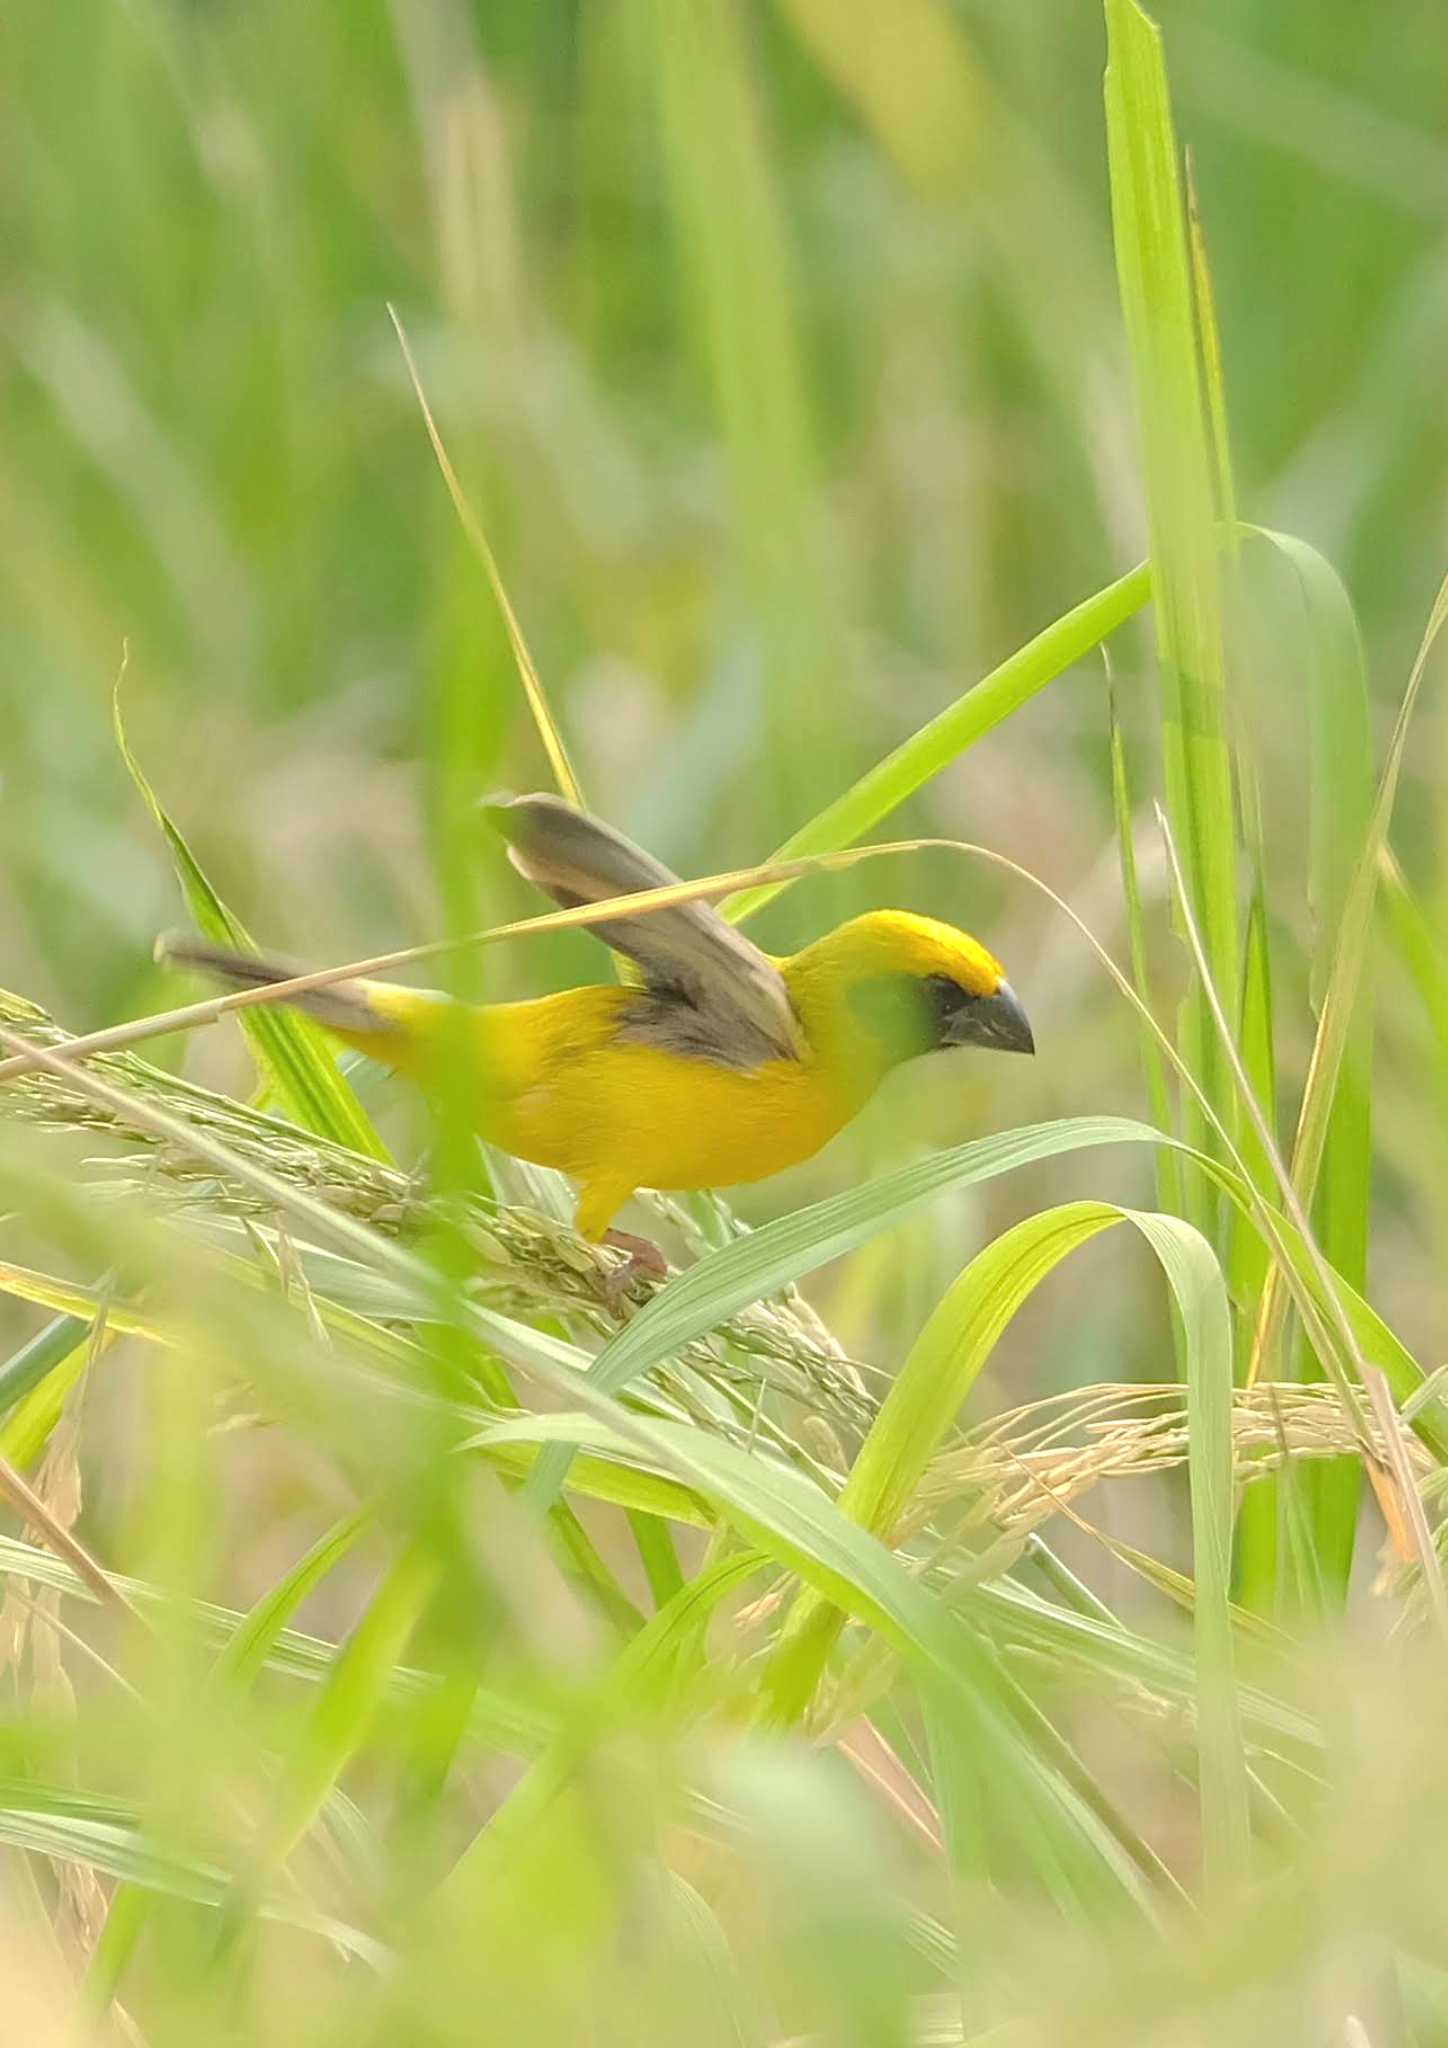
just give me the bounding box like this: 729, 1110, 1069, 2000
156, 935, 399, 1042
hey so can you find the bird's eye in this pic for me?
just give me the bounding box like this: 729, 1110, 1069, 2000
923, 973, 973, 1038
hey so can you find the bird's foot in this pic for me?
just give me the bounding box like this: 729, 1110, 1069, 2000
600, 1228, 669, 1308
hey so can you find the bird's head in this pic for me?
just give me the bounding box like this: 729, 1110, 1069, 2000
785, 909, 1034, 1068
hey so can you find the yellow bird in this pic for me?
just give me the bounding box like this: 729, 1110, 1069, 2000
164, 795, 1033, 1286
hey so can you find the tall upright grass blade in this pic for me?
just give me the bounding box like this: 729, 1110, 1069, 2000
1231, 883, 1284, 1608
1109, 664, 1182, 1219
1104, 0, 1239, 1220
1380, 847, 1448, 1071
1242, 528, 1377, 1601
1186, 162, 1279, 1356
1289, 572, 1448, 1201
1247, 575, 1448, 1419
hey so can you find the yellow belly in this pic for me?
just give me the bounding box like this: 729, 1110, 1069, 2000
494, 988, 869, 1229
363, 982, 873, 1240
506, 1039, 849, 1191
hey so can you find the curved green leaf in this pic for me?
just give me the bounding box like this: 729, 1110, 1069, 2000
523, 1117, 1166, 1510
752, 1197, 1249, 1882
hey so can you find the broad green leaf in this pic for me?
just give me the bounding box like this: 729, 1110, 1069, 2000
843, 1205, 1122, 1540
764, 1203, 1123, 1720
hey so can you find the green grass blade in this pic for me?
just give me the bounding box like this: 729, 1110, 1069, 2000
240, 1539, 440, 1896
388, 307, 584, 810
1248, 527, 1375, 1598
1231, 889, 1283, 1608
0, 1320, 97, 1470
1246, 574, 1448, 1416
90, 1503, 380, 2010
1186, 166, 1286, 1456
1104, 0, 1239, 1210
1128, 1210, 1249, 1892
452, 1550, 768, 1881
0, 1530, 550, 1759
727, 563, 1151, 923
0, 1794, 384, 1963
0, 1311, 91, 1418
841, 1204, 1123, 1542
115, 683, 390, 1161
523, 1116, 1168, 1509
484, 1409, 1157, 1915
1185, 158, 1238, 537
774, 0, 983, 198
663, 1874, 768, 2048
625, 1510, 685, 1610
1230, 888, 1278, 1302
761, 1193, 1251, 1886
1109, 665, 1182, 1218
1381, 848, 1448, 1067
210, 1508, 375, 1696
766, 1202, 1123, 1720
1288, 573, 1448, 1231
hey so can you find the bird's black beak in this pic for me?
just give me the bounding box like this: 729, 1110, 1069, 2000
947, 980, 1035, 1056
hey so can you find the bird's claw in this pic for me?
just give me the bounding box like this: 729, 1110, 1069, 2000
600, 1229, 669, 1308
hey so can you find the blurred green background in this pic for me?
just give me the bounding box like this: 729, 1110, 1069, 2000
3, 0, 1446, 1356
4, 6, 1448, 2041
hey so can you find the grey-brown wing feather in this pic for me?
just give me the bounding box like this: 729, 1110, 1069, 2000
483, 792, 800, 1067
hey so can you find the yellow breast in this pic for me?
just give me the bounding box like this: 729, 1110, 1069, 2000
479, 991, 852, 1194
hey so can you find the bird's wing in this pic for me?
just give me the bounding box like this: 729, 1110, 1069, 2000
483, 792, 801, 1066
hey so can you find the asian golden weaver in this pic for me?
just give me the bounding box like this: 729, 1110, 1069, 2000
162, 794, 1033, 1286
